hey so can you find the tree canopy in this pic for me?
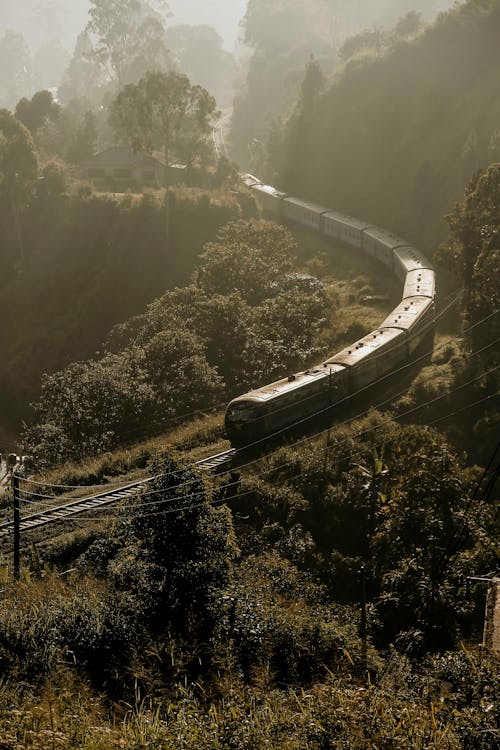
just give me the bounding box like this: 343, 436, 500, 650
86, 0, 171, 87
110, 70, 218, 166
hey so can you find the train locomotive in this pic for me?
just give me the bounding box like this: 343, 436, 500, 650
225, 178, 436, 448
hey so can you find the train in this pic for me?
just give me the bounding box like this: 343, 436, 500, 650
224, 177, 436, 448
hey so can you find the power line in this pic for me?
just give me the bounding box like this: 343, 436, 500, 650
18, 305, 499, 495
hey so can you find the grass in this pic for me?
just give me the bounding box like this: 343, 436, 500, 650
24, 412, 226, 493
0, 656, 495, 749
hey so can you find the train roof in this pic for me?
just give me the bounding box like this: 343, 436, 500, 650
393, 244, 434, 272
379, 296, 434, 332
402, 267, 436, 300
241, 173, 262, 187
363, 226, 410, 249
230, 363, 346, 404
325, 327, 404, 368
252, 183, 288, 199
283, 196, 331, 214
322, 211, 374, 231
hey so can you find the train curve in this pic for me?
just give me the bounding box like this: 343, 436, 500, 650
225, 177, 436, 446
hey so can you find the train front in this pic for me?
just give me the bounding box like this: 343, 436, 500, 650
224, 394, 268, 448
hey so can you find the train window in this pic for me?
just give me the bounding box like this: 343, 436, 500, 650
226, 402, 261, 424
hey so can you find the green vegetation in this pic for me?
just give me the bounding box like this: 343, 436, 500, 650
110, 70, 218, 168
0, 2, 498, 746
0, 419, 497, 748
265, 0, 500, 250
0, 183, 243, 437
22, 219, 331, 467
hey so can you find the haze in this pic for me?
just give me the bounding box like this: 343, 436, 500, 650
0, 1, 454, 57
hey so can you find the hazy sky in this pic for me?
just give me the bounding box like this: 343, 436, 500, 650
0, 1, 456, 56
0, 1, 247, 53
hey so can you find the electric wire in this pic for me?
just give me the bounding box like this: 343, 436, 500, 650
57, 389, 500, 526
14, 332, 500, 509
13, 381, 500, 527
16, 300, 496, 499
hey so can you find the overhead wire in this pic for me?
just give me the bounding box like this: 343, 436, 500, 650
14, 330, 500, 509
15, 377, 500, 525
16, 302, 497, 497
53, 389, 500, 527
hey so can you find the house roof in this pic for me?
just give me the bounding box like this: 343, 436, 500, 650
84, 147, 165, 168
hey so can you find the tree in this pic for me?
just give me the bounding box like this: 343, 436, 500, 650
66, 110, 99, 164
165, 24, 237, 104
32, 40, 70, 92
110, 70, 218, 166
86, 0, 171, 87
196, 219, 297, 304
436, 165, 500, 455
110, 452, 238, 639
15, 90, 60, 138
59, 32, 105, 105
0, 31, 32, 110
0, 110, 38, 261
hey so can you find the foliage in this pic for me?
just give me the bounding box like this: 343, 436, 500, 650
0, 186, 242, 437
24, 330, 223, 467
269, 0, 500, 251
86, 0, 171, 87
58, 32, 105, 105
109, 453, 238, 638
165, 24, 237, 106
227, 414, 497, 652
110, 70, 218, 167
15, 90, 60, 138
434, 163, 500, 462
0, 109, 39, 264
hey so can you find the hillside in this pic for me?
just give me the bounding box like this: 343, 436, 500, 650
272, 0, 500, 253
0, 184, 244, 440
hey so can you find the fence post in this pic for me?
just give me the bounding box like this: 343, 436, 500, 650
12, 472, 20, 580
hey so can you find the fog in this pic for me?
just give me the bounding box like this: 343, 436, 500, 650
0, 1, 458, 109
0, 1, 247, 54
0, 1, 455, 58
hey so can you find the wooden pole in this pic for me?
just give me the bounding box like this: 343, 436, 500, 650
13, 472, 20, 580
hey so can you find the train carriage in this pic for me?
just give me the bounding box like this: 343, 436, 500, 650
251, 183, 287, 216
362, 227, 409, 271
322, 211, 372, 248
225, 364, 348, 446
393, 245, 434, 282
325, 327, 408, 391
402, 268, 436, 300
282, 197, 330, 231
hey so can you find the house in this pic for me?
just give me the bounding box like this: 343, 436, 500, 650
82, 147, 186, 190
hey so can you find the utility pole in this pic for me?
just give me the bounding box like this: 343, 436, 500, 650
360, 564, 368, 680
12, 471, 20, 581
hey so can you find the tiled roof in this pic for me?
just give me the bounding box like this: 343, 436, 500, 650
84, 147, 165, 168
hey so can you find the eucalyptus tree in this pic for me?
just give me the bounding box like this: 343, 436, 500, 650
110, 70, 218, 166
86, 0, 171, 87
0, 110, 38, 261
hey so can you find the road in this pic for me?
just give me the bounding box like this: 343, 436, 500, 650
213, 111, 231, 160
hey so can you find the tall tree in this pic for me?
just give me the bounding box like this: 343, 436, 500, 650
110, 70, 218, 166
0, 31, 32, 110
86, 0, 171, 87
15, 90, 60, 138
0, 110, 38, 261
165, 24, 237, 104
59, 31, 105, 105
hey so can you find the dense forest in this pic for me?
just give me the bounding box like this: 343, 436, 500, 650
260, 0, 500, 251
0, 0, 498, 748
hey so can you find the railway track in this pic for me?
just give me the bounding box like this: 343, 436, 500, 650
213, 112, 231, 160
0, 448, 238, 539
